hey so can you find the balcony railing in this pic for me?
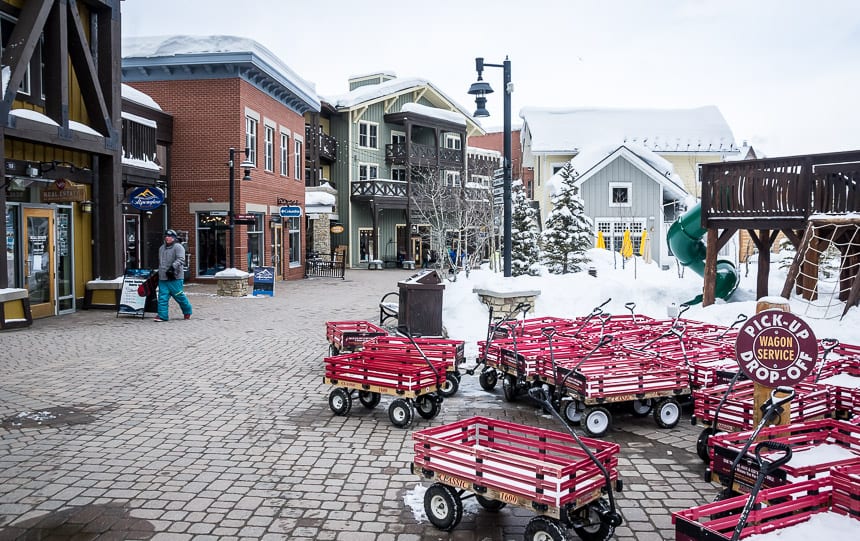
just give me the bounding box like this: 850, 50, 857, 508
351, 179, 408, 201
385, 142, 463, 167
700, 151, 860, 229
305, 126, 337, 162
121, 118, 157, 164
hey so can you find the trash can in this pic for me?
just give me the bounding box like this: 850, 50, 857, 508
397, 269, 445, 336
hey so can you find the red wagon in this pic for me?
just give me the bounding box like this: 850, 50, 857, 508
362, 335, 465, 397
323, 349, 447, 428
413, 416, 622, 541
673, 464, 860, 540
707, 418, 860, 495
325, 320, 387, 355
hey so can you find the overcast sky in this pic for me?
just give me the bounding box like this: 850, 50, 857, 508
120, 0, 860, 158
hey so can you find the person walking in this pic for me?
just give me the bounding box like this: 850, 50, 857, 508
155, 229, 192, 322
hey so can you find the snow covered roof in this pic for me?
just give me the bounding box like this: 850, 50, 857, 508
121, 83, 162, 111
122, 35, 320, 112
548, 143, 689, 200
521, 106, 738, 154
401, 102, 466, 126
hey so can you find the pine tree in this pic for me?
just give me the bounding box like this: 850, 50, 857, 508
510, 180, 541, 276
541, 162, 593, 274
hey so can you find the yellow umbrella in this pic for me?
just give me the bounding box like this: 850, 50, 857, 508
596, 231, 606, 249
620, 229, 633, 258
639, 229, 648, 256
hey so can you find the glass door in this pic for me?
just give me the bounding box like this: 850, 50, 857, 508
271, 224, 283, 278
56, 207, 75, 313
23, 207, 55, 318
123, 214, 141, 270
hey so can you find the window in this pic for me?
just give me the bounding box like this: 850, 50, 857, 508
280, 132, 289, 176
391, 167, 407, 182
391, 131, 406, 146
196, 212, 229, 277
444, 133, 462, 150
288, 217, 301, 267
596, 218, 646, 253
551, 163, 566, 175
294, 137, 302, 180
445, 171, 461, 187
264, 125, 275, 172
246, 214, 264, 270
245, 115, 258, 166
609, 182, 632, 207
359, 121, 378, 149
359, 163, 379, 181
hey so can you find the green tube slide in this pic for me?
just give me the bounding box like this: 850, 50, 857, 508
666, 202, 740, 304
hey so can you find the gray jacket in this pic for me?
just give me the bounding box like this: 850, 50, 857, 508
158, 241, 185, 281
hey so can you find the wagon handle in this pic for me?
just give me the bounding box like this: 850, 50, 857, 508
814, 338, 840, 382
715, 313, 748, 340
570, 298, 610, 337
396, 324, 443, 382
624, 302, 637, 323
527, 386, 623, 529
730, 441, 793, 541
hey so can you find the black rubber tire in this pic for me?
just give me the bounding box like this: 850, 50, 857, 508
502, 375, 517, 402
479, 369, 498, 391
631, 398, 653, 417
415, 395, 441, 420
653, 398, 681, 429
524, 516, 565, 541
358, 390, 380, 410
697, 427, 715, 462
328, 388, 351, 416
475, 494, 506, 512
439, 373, 459, 397
424, 483, 463, 532
709, 488, 738, 520
388, 398, 413, 428
582, 406, 612, 437
572, 500, 616, 541
563, 401, 582, 424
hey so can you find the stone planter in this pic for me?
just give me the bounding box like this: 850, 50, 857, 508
473, 288, 541, 317
214, 269, 251, 297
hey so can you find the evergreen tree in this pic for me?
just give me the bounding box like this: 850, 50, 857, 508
541, 162, 593, 274
510, 180, 541, 276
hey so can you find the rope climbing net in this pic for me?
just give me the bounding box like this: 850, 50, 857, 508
789, 220, 860, 320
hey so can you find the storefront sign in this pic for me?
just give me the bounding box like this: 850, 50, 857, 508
735, 311, 818, 386
279, 206, 302, 218
118, 269, 155, 317
128, 186, 165, 211
233, 214, 257, 225
330, 224, 344, 234
41, 180, 87, 203
252, 266, 275, 297
277, 198, 300, 206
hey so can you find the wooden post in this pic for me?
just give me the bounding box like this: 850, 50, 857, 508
753, 297, 792, 428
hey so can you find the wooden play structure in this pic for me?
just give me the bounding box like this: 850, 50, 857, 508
698, 150, 860, 313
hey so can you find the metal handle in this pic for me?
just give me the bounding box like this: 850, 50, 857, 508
597, 334, 614, 348
821, 338, 839, 353
770, 386, 795, 408
754, 440, 793, 471
542, 327, 557, 339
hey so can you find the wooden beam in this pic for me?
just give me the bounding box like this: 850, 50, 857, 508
43, 0, 69, 128
703, 228, 718, 306
780, 228, 803, 248
0, 0, 53, 117
781, 222, 814, 298
352, 106, 368, 123
413, 88, 427, 103
842, 265, 860, 318
715, 228, 737, 252
67, 0, 111, 135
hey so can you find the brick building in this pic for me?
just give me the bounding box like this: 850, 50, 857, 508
122, 36, 320, 281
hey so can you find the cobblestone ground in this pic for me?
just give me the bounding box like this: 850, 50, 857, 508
0, 270, 718, 540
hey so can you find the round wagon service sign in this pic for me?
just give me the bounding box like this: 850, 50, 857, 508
735, 310, 818, 387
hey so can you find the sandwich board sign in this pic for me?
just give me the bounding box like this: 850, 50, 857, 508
252, 266, 275, 296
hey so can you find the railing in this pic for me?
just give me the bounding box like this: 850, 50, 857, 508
121, 118, 157, 164
305, 126, 337, 162
305, 252, 345, 279
351, 179, 407, 199
700, 151, 860, 228
385, 142, 464, 167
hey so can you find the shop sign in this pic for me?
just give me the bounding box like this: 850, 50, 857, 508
41, 179, 87, 203
128, 186, 165, 211
233, 214, 257, 225
735, 311, 818, 387
279, 206, 302, 218
330, 224, 345, 234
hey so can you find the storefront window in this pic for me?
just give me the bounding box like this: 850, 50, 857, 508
5, 205, 18, 287
56, 207, 74, 313
196, 212, 228, 276
246, 213, 264, 271
288, 217, 301, 267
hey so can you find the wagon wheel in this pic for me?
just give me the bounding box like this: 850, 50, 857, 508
630, 398, 653, 417
582, 406, 612, 437
423, 483, 463, 531
524, 516, 565, 541
479, 369, 498, 391
562, 400, 582, 424
438, 372, 460, 397
709, 488, 739, 520
572, 498, 617, 541
328, 388, 351, 416
475, 494, 506, 512
697, 427, 716, 462
388, 398, 414, 428
653, 397, 681, 429
502, 375, 518, 402
415, 394, 441, 420
328, 344, 339, 356
358, 390, 380, 410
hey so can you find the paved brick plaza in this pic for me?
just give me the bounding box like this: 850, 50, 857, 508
0, 270, 716, 540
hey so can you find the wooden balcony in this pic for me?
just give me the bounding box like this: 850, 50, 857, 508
305, 126, 337, 163
351, 179, 408, 208
385, 142, 463, 168
700, 150, 860, 230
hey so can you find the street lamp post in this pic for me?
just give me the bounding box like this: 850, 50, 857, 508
468, 56, 512, 277
228, 147, 253, 269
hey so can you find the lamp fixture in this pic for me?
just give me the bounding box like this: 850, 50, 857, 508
80, 200, 93, 214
